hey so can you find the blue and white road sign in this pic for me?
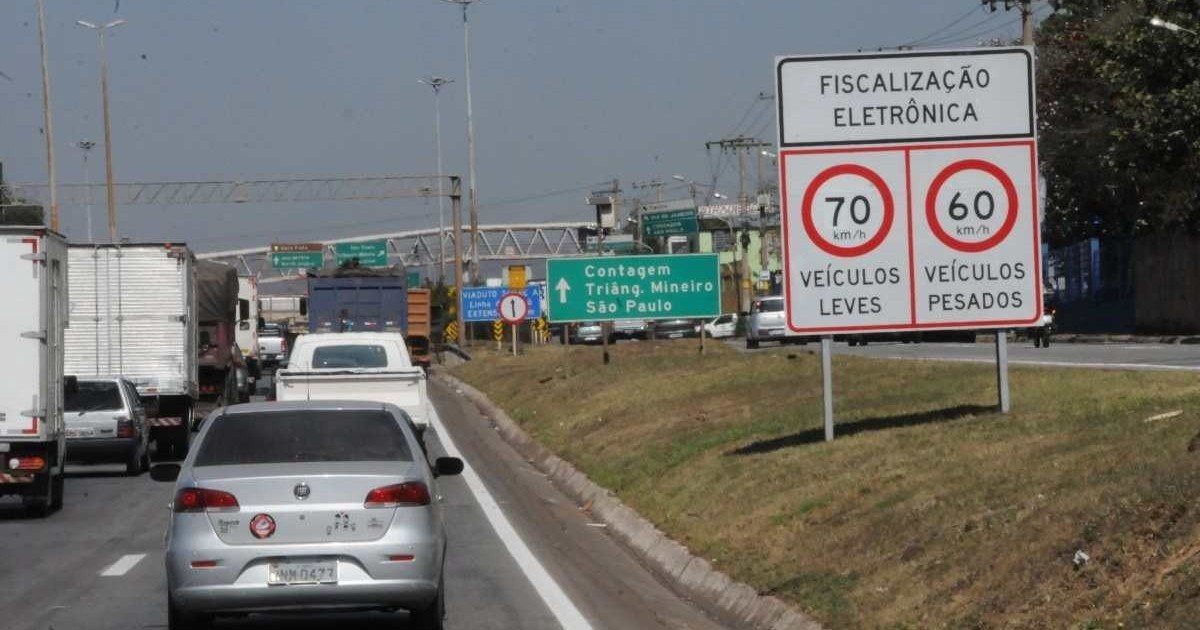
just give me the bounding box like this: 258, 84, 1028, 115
461, 286, 544, 322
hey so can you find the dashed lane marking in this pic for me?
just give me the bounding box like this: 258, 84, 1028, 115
100, 553, 146, 577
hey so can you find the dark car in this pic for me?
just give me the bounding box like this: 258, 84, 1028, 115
648, 318, 697, 340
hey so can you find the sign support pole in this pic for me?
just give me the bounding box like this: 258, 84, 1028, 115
821, 335, 835, 441
699, 320, 706, 354
511, 323, 518, 356
995, 330, 1011, 413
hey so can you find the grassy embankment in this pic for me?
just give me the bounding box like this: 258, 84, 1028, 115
452, 341, 1200, 629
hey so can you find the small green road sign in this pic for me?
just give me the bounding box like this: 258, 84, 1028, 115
334, 240, 389, 267
270, 243, 324, 269
546, 253, 720, 322
407, 270, 421, 287
642, 208, 699, 238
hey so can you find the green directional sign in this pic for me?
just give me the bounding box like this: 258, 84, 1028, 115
642, 208, 699, 238
270, 243, 324, 269
334, 240, 389, 267
546, 254, 720, 322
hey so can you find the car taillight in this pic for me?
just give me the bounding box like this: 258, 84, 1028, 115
7, 456, 46, 472
174, 488, 240, 513
116, 417, 134, 438
364, 482, 430, 508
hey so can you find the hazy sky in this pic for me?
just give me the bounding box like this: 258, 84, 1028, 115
1, 1, 1046, 253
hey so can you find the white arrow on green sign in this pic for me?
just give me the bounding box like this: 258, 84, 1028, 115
334, 240, 389, 267
546, 253, 720, 322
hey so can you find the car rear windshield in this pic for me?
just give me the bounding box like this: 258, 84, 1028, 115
65, 382, 122, 412
311, 344, 388, 368
195, 410, 412, 466
753, 299, 784, 313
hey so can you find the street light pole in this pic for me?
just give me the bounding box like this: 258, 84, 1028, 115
36, 0, 60, 232
75, 141, 96, 241
78, 18, 126, 243
419, 76, 454, 284
441, 0, 483, 285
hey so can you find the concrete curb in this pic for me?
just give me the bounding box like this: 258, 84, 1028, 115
434, 371, 825, 630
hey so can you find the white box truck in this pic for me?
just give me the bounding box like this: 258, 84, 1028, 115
0, 227, 69, 516
65, 244, 197, 458
236, 275, 260, 378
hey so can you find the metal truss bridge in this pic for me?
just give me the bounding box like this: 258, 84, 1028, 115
196, 222, 592, 282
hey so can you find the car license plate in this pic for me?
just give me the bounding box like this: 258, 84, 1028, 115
767, 329, 784, 336
667, 332, 684, 339
268, 559, 338, 585
66, 427, 95, 438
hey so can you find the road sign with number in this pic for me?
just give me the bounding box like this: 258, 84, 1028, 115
498, 292, 530, 324
776, 48, 1041, 334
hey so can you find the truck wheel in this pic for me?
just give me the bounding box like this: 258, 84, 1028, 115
127, 446, 145, 476
746, 338, 759, 349
51, 472, 64, 511
24, 472, 58, 518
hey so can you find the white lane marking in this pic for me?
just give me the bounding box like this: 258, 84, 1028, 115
871, 354, 1200, 372
428, 402, 593, 630
99, 553, 146, 577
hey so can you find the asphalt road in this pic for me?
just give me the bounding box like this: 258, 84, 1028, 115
0, 377, 725, 630
733, 337, 1200, 371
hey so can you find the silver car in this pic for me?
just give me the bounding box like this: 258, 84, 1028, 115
64, 376, 151, 475
746, 296, 809, 348
152, 401, 462, 629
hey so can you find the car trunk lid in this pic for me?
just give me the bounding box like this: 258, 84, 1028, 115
192, 461, 420, 545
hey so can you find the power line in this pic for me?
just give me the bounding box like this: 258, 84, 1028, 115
899, 5, 984, 47
913, 10, 1006, 47
920, 13, 1022, 47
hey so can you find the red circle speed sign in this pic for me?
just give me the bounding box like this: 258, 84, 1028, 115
497, 293, 529, 324
924, 159, 1019, 253
800, 163, 895, 258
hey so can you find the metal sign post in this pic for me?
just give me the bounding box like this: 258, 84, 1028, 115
821, 335, 834, 441
995, 330, 1011, 412
511, 323, 519, 357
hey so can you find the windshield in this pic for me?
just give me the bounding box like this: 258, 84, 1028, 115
311, 344, 389, 368
65, 381, 123, 412
753, 299, 784, 313
195, 410, 412, 466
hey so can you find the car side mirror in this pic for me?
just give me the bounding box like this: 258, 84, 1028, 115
150, 463, 181, 482
434, 457, 464, 477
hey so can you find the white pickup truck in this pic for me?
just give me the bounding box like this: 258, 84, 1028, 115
273, 332, 436, 438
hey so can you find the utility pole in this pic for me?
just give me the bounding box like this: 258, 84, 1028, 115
705, 137, 772, 205
706, 136, 771, 308
419, 75, 453, 284
37, 0, 59, 232
75, 141, 96, 241
632, 179, 665, 203
983, 0, 1035, 46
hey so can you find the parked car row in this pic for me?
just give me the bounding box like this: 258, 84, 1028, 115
562, 314, 740, 345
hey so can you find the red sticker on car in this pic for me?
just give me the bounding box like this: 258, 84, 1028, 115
250, 513, 276, 539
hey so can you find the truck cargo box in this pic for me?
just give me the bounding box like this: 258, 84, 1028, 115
65, 244, 197, 400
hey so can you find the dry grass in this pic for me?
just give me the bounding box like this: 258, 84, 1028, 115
452, 340, 1200, 629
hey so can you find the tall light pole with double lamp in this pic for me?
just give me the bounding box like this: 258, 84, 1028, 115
77, 18, 126, 242
440, 0, 484, 284
1150, 16, 1198, 35
419, 76, 454, 283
